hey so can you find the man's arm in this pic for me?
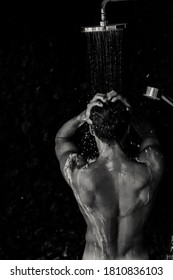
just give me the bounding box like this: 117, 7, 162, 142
55, 111, 86, 173
131, 115, 164, 178
55, 93, 105, 179
131, 115, 160, 152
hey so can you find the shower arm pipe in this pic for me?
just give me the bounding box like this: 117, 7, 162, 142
101, 0, 132, 25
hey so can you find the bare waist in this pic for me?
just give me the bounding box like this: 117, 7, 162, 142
85, 228, 117, 244
83, 241, 148, 260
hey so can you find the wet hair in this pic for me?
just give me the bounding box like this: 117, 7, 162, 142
90, 99, 131, 146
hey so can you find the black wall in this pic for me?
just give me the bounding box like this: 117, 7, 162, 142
0, 0, 173, 259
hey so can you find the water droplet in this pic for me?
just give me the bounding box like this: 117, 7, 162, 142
62, 245, 68, 257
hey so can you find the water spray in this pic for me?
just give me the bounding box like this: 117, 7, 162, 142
80, 1, 132, 158
81, 0, 132, 95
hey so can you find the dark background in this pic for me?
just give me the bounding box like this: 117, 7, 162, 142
0, 0, 173, 259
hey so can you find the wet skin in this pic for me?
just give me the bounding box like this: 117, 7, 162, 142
63, 146, 164, 260
56, 92, 164, 260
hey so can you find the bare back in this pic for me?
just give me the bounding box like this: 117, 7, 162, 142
62, 144, 164, 260
77, 157, 152, 259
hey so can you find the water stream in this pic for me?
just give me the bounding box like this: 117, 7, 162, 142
79, 29, 125, 160
86, 29, 124, 97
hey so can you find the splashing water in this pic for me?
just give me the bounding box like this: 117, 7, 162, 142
79, 124, 98, 160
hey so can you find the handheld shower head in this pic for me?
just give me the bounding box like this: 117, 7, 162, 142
143, 86, 160, 100
143, 86, 173, 107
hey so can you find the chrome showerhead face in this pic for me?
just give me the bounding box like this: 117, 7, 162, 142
81, 23, 127, 33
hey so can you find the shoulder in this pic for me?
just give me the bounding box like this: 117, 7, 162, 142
61, 152, 95, 190
63, 153, 97, 193
138, 144, 164, 178
61, 153, 86, 184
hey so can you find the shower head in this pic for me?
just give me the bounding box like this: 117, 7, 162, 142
82, 0, 130, 33
81, 23, 127, 33
81, 0, 131, 95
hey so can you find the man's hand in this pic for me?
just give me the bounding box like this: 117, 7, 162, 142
107, 90, 118, 101
77, 93, 107, 125
77, 91, 130, 125
107, 90, 130, 109
85, 93, 107, 124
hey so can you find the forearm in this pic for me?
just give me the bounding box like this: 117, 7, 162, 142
55, 94, 104, 161
55, 111, 86, 161
56, 111, 86, 140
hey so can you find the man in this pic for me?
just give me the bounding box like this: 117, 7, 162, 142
55, 90, 164, 260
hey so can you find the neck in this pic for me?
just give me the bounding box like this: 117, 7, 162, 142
96, 139, 126, 161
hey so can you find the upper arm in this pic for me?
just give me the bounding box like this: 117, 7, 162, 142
55, 136, 78, 168
139, 136, 160, 153
55, 137, 86, 187
139, 137, 165, 180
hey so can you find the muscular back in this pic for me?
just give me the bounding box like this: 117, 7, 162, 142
63, 145, 164, 260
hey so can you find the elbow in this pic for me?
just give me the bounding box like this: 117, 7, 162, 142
55, 133, 61, 161
55, 128, 62, 140
55, 142, 60, 161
